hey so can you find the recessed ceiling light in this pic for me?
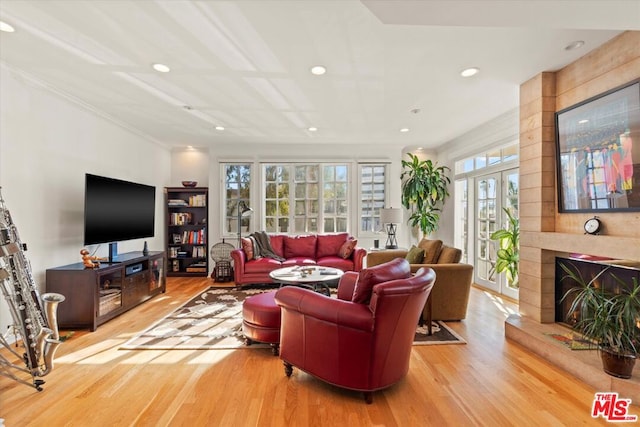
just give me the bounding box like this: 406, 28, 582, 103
308, 127, 317, 132
152, 63, 171, 73
565, 40, 585, 51
410, 108, 421, 114
0, 21, 15, 33
215, 126, 225, 131
310, 65, 326, 75
400, 128, 410, 133
578, 119, 589, 124
460, 67, 479, 77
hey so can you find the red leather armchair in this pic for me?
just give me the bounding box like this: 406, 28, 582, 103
274, 258, 436, 403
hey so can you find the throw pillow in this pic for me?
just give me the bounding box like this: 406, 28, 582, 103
352, 258, 411, 304
405, 245, 425, 264
438, 245, 462, 263
241, 237, 254, 261
338, 238, 357, 259
418, 239, 443, 263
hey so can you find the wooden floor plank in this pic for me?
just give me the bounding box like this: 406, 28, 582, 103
0, 277, 636, 426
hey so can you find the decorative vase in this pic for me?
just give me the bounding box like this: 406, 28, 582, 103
600, 347, 636, 379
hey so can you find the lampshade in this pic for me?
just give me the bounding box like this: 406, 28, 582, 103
380, 208, 402, 225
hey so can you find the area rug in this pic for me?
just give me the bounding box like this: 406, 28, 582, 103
121, 287, 465, 350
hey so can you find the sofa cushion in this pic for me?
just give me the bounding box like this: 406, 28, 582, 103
405, 245, 425, 264
316, 233, 349, 258
241, 237, 254, 261
284, 235, 317, 259
317, 256, 353, 272
352, 258, 411, 304
244, 257, 283, 274
269, 235, 286, 258
418, 239, 443, 263
338, 238, 357, 259
437, 245, 462, 263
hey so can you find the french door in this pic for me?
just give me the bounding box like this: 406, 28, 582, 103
474, 169, 518, 299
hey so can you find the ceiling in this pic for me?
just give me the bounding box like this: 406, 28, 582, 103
1, 1, 638, 151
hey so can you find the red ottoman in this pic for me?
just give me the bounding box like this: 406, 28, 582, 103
242, 291, 281, 355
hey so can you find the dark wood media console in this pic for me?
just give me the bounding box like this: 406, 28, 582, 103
46, 251, 166, 331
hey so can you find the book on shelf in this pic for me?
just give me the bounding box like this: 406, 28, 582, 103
168, 199, 188, 207
169, 212, 192, 225
188, 194, 206, 207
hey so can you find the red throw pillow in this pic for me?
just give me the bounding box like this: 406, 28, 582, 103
338, 238, 357, 259
241, 237, 254, 261
352, 258, 411, 304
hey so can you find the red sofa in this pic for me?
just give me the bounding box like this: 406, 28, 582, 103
230, 233, 366, 286
275, 258, 436, 403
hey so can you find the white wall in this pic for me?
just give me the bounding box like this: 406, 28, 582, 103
0, 65, 172, 334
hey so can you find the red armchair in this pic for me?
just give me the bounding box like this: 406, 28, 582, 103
274, 258, 436, 403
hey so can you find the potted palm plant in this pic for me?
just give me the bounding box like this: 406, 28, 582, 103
400, 153, 451, 236
559, 261, 640, 379
490, 208, 519, 288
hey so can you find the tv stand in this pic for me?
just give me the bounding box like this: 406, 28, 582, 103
108, 242, 119, 263
46, 251, 166, 331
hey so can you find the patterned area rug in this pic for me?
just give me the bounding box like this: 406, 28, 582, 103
121, 287, 465, 350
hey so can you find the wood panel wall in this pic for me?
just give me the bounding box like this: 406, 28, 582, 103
519, 31, 640, 323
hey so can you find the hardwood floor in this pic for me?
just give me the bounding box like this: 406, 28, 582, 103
1, 277, 635, 426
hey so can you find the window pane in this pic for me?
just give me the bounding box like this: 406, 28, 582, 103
476, 155, 487, 169
263, 163, 350, 235
488, 149, 501, 166
359, 164, 386, 233
503, 144, 518, 162
224, 164, 251, 235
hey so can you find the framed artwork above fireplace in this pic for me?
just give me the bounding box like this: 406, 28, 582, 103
555, 79, 640, 213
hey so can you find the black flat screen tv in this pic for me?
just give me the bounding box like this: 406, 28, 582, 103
84, 174, 156, 256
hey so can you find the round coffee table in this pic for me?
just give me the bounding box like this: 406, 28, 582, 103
269, 266, 343, 296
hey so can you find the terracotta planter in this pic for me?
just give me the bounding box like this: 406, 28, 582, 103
600, 347, 637, 379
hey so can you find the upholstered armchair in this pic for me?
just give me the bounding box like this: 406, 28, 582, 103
274, 258, 436, 403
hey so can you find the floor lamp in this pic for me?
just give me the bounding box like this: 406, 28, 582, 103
237, 201, 253, 248
380, 208, 402, 249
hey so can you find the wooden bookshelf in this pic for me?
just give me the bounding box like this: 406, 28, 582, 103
166, 187, 209, 276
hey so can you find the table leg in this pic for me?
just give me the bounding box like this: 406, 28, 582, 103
426, 293, 433, 336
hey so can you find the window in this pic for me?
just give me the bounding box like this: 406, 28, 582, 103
223, 164, 252, 235
359, 164, 387, 233
263, 163, 349, 233
455, 143, 519, 174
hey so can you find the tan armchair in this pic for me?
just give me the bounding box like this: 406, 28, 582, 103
366, 246, 473, 321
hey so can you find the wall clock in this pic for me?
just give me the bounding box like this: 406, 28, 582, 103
584, 217, 602, 235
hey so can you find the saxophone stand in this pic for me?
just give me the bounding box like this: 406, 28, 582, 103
0, 187, 65, 391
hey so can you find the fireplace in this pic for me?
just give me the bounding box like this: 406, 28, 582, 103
555, 256, 640, 325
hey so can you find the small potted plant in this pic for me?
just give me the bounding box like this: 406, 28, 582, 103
490, 207, 519, 289
559, 262, 640, 379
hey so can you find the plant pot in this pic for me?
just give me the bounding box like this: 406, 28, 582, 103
600, 347, 636, 379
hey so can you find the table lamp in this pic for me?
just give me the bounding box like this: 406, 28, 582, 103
379, 208, 402, 249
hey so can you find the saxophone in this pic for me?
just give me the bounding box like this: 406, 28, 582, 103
0, 187, 65, 391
